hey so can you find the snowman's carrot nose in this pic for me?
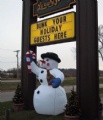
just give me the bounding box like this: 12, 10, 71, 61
40, 60, 46, 64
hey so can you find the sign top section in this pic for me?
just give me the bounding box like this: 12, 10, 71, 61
33, 0, 76, 18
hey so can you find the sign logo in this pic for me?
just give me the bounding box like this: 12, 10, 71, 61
33, 0, 76, 17
30, 12, 75, 45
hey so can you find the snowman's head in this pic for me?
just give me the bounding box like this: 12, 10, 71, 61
40, 52, 61, 69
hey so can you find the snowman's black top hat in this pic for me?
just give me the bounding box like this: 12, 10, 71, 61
41, 52, 61, 63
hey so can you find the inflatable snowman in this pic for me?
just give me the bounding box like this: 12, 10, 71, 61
25, 51, 67, 115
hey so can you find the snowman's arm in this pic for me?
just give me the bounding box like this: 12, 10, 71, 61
31, 61, 41, 76
51, 69, 64, 83
50, 69, 64, 88
25, 50, 41, 75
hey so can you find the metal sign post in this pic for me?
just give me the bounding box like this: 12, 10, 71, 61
76, 0, 99, 119
21, 0, 37, 109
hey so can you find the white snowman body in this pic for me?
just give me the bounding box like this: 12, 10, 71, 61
30, 57, 67, 115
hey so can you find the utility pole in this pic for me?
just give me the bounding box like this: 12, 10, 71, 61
14, 50, 20, 79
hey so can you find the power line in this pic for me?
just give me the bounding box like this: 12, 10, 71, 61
0, 48, 21, 51
0, 56, 18, 59
0, 48, 14, 51
0, 61, 16, 63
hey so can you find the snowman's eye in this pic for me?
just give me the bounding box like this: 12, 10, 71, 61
46, 59, 49, 61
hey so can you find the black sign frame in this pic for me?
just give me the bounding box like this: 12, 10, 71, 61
33, 0, 76, 18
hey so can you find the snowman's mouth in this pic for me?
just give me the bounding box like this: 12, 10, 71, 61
47, 63, 50, 66
40, 60, 45, 64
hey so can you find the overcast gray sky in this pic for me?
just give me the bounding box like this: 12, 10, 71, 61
0, 0, 103, 70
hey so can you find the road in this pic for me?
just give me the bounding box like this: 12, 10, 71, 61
0, 79, 103, 102
0, 79, 20, 102
0, 85, 76, 102
0, 91, 15, 102
1, 85, 103, 102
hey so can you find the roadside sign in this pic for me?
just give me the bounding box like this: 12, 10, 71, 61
30, 12, 75, 45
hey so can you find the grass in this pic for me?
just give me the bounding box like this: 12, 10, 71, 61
0, 78, 76, 91
0, 101, 12, 120
0, 77, 103, 91
0, 96, 71, 120
10, 111, 64, 120
99, 77, 103, 84
0, 93, 70, 120
0, 82, 20, 91
99, 88, 103, 94
62, 78, 76, 86
0, 90, 103, 120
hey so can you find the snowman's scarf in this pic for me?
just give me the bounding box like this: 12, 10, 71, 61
47, 69, 55, 86
25, 50, 36, 73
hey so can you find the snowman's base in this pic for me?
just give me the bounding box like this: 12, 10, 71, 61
33, 85, 67, 115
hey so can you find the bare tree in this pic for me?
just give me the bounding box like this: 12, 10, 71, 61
71, 25, 103, 61
98, 25, 103, 60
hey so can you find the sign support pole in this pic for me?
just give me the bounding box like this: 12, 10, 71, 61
21, 0, 37, 109
76, 0, 99, 119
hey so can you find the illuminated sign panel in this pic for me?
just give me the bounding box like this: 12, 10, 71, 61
30, 12, 75, 45
33, 0, 76, 17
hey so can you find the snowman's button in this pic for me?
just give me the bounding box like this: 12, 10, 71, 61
37, 91, 40, 94
40, 79, 43, 83
41, 70, 44, 73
